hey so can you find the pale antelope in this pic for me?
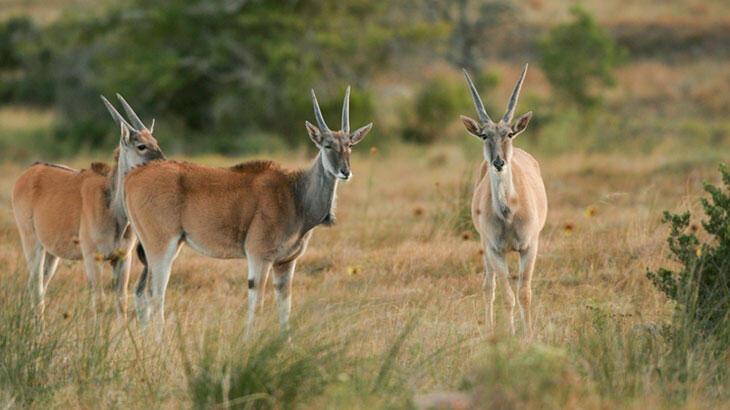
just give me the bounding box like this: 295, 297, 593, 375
125, 87, 372, 336
461, 65, 547, 335
11, 95, 164, 315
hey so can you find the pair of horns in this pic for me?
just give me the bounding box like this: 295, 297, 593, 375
101, 94, 155, 133
311, 86, 351, 133
464, 64, 528, 124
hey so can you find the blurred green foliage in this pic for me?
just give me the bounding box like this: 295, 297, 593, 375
402, 71, 497, 144
539, 6, 625, 109
0, 0, 446, 154
0, 17, 54, 105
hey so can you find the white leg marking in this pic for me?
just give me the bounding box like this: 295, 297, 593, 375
112, 256, 132, 319
42, 252, 60, 290
482, 250, 496, 333
146, 237, 182, 336
518, 240, 538, 338
486, 246, 515, 335
27, 243, 45, 312
245, 255, 272, 341
82, 249, 104, 314
273, 260, 296, 337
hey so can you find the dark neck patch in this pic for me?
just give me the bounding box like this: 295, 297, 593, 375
321, 213, 336, 227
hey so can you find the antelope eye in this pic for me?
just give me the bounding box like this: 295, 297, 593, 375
324, 143, 334, 150
136, 144, 147, 151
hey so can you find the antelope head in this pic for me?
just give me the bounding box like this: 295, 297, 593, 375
101, 94, 165, 169
305, 87, 373, 181
461, 64, 532, 173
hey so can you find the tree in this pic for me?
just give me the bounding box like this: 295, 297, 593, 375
424, 0, 516, 72
47, 0, 413, 150
539, 6, 625, 109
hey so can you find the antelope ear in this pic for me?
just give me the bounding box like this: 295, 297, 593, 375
120, 123, 131, 146
350, 123, 373, 145
510, 111, 532, 138
305, 121, 322, 146
460, 115, 481, 137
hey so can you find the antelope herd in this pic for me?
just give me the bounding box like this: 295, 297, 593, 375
10, 65, 546, 338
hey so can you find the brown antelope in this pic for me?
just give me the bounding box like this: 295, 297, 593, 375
11, 95, 164, 315
461, 65, 547, 335
125, 87, 372, 336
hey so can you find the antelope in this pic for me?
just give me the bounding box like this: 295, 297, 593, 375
125, 87, 372, 336
461, 65, 547, 335
11, 95, 164, 315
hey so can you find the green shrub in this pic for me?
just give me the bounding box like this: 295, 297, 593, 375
0, 17, 55, 105
36, 0, 389, 154
539, 6, 625, 109
647, 164, 730, 336
0, 0, 400, 156
402, 72, 496, 144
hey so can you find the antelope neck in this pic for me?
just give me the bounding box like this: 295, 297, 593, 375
489, 162, 516, 220
108, 151, 131, 229
295, 152, 338, 233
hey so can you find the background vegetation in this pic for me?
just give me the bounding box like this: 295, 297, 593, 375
1, 0, 730, 408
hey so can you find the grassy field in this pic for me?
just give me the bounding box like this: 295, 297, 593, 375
0, 135, 728, 407
1, 0, 729, 408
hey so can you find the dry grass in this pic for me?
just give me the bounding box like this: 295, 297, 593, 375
520, 0, 730, 23
0, 0, 106, 23
0, 139, 728, 408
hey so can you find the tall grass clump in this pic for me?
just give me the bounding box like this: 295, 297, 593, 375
458, 341, 591, 409
572, 307, 660, 402
644, 163, 730, 401
432, 169, 478, 238
0, 273, 135, 407
569, 164, 730, 406
181, 328, 344, 409
0, 275, 60, 406
179, 315, 425, 408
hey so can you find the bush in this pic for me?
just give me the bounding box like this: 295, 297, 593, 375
402, 71, 496, 144
0, 0, 399, 156
647, 164, 730, 336
539, 6, 625, 109
0, 17, 55, 105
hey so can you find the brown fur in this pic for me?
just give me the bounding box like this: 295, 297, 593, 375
125, 160, 304, 262
91, 162, 112, 176
13, 163, 97, 260
128, 88, 372, 334
12, 129, 163, 314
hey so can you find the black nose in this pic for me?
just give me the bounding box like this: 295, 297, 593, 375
493, 157, 505, 171
341, 170, 351, 178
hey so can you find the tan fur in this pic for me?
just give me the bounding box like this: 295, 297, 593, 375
127, 87, 373, 336
472, 148, 547, 249
126, 160, 305, 262
471, 149, 547, 336
462, 65, 548, 336
125, 159, 314, 335
12, 129, 163, 315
